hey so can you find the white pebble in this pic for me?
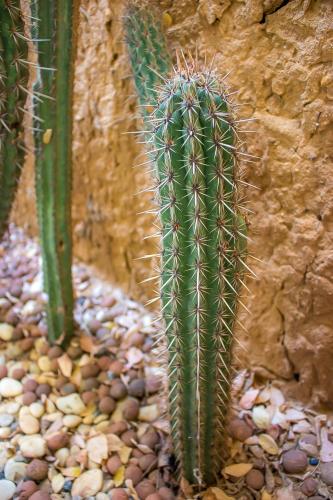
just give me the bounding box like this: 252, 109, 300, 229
29, 402, 44, 418
19, 414, 40, 435
0, 414, 13, 427
55, 448, 69, 467
0, 378, 23, 398
0, 479, 15, 499
63, 415, 81, 428
56, 394, 85, 415
71, 469, 103, 497
0, 428, 11, 438
0, 324, 14, 342
4, 459, 27, 482
51, 473, 65, 493
19, 435, 47, 458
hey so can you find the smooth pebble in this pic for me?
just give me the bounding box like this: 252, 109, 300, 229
0, 479, 16, 500
56, 394, 85, 415
0, 378, 23, 397
71, 469, 103, 497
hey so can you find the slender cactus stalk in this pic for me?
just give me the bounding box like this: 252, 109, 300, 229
124, 1, 171, 123
32, 0, 78, 344
0, 1, 29, 239
147, 60, 248, 485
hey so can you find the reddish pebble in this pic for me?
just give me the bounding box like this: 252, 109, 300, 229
110, 381, 127, 400
16, 480, 38, 499
99, 396, 116, 414
300, 477, 318, 496
67, 346, 82, 359
48, 346, 63, 359
12, 368, 26, 380
23, 378, 38, 393
97, 356, 111, 371
107, 455, 122, 475
128, 379, 145, 398
110, 489, 129, 500
81, 363, 100, 379
158, 487, 175, 500
55, 376, 69, 390
109, 360, 124, 375
282, 449, 308, 474
123, 398, 139, 421
12, 328, 24, 341
125, 464, 143, 486
21, 337, 34, 352
146, 376, 161, 394
98, 384, 110, 398
0, 365, 8, 379
228, 418, 253, 442
146, 495, 162, 500
139, 454, 157, 471
135, 479, 156, 499
81, 377, 99, 391
29, 492, 51, 500
121, 429, 137, 446
81, 391, 97, 405
130, 332, 145, 347
46, 432, 69, 451
107, 421, 128, 435
36, 384, 51, 397
245, 469, 265, 490
26, 459, 49, 481
22, 391, 37, 405
140, 430, 159, 449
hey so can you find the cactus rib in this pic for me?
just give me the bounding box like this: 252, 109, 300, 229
0, 1, 29, 238
32, 0, 78, 343
149, 61, 247, 485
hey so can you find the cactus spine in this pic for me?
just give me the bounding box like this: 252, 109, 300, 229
148, 62, 247, 485
124, 2, 171, 121
32, 0, 78, 344
0, 1, 29, 238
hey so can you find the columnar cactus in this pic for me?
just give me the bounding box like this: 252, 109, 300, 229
0, 1, 29, 238
148, 62, 248, 485
32, 0, 79, 344
124, 2, 171, 121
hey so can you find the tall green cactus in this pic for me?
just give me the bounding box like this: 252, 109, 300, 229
0, 1, 29, 238
32, 1, 78, 344
124, 2, 171, 122
148, 63, 248, 485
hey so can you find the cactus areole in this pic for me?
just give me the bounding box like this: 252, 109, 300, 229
148, 63, 247, 485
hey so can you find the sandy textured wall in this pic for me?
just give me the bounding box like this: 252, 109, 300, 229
15, 0, 333, 405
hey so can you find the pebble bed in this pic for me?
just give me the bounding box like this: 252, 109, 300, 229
0, 227, 332, 500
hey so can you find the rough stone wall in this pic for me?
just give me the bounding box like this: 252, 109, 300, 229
14, 0, 333, 405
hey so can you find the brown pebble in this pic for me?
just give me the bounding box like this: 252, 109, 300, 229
81, 391, 97, 405
26, 459, 49, 481
229, 418, 253, 442
98, 384, 110, 398
132, 449, 143, 459
146, 495, 162, 500
146, 376, 161, 395
110, 489, 129, 500
140, 430, 159, 449
123, 398, 139, 421
99, 396, 116, 414
81, 377, 99, 391
300, 477, 318, 496
12, 328, 24, 341
5, 310, 19, 325
107, 421, 128, 435
125, 464, 143, 486
139, 454, 157, 471
88, 318, 102, 333
36, 383, 51, 397
135, 479, 156, 499
109, 360, 124, 375
97, 356, 111, 371
46, 432, 69, 451
67, 345, 82, 359
158, 487, 175, 500
121, 429, 137, 447
9, 282, 22, 297
23, 378, 38, 393
16, 480, 39, 499
110, 381, 127, 400
39, 342, 49, 355
50, 359, 59, 372
29, 492, 51, 500
48, 346, 63, 359
282, 449, 308, 474
55, 376, 69, 391
60, 383, 77, 395
245, 469, 265, 490
81, 363, 100, 379
23, 391, 37, 405
0, 365, 8, 379
20, 337, 34, 352
128, 379, 145, 398
107, 455, 122, 475
320, 462, 333, 486
12, 368, 26, 380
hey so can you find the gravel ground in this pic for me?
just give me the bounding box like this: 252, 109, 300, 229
0, 227, 332, 500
